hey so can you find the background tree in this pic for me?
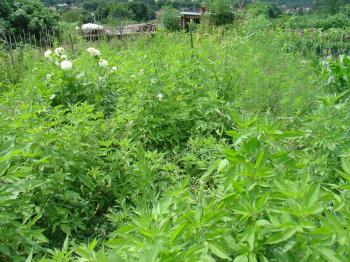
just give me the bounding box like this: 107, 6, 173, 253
110, 2, 134, 21
205, 0, 235, 25
1, 0, 59, 38
159, 7, 180, 31
313, 0, 350, 14
128, 1, 155, 22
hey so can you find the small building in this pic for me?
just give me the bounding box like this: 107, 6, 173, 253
180, 7, 206, 29
80, 23, 110, 40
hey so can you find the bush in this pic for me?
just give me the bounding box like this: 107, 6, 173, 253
61, 9, 84, 23
159, 7, 181, 31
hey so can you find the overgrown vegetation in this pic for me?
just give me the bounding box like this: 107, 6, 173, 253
1, 1, 350, 261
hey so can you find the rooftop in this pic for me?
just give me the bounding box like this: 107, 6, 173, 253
180, 11, 202, 16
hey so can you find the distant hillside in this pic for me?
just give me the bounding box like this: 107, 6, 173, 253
264, 0, 313, 7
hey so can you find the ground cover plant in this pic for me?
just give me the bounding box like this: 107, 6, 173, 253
1, 6, 350, 262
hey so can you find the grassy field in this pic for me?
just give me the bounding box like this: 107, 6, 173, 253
1, 12, 350, 262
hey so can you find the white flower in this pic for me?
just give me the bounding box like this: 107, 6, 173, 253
44, 49, 52, 58
156, 93, 164, 101
55, 47, 65, 56
60, 60, 73, 71
61, 55, 68, 60
46, 74, 52, 81
110, 66, 117, 72
87, 47, 100, 57
99, 59, 108, 68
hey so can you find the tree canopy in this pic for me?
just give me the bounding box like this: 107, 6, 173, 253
0, 0, 59, 37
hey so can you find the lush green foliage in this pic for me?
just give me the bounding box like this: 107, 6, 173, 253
2, 5, 350, 262
280, 27, 350, 57
265, 0, 312, 8
159, 7, 181, 31
0, 0, 59, 37
285, 13, 350, 30
205, 0, 236, 25
83, 0, 155, 22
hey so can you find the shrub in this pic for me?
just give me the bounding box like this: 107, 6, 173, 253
159, 7, 181, 31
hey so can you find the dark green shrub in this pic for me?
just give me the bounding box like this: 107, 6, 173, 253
159, 7, 181, 31
205, 0, 235, 26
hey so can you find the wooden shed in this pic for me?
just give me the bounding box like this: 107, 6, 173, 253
80, 23, 111, 40
180, 7, 206, 29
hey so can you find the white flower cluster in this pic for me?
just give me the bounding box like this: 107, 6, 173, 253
86, 47, 115, 70
87, 47, 101, 57
44, 47, 116, 73
99, 59, 108, 68
60, 60, 73, 71
44, 47, 73, 72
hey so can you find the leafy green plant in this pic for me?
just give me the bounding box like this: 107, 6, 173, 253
159, 7, 181, 31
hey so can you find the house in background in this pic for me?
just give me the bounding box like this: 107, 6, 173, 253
180, 7, 206, 29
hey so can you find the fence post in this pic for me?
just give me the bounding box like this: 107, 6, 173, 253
4, 33, 15, 67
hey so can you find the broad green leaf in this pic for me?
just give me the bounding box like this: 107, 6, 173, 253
248, 254, 257, 262
325, 212, 345, 242
171, 223, 186, 241
63, 235, 69, 251
218, 159, 230, 173
255, 193, 269, 210
305, 183, 320, 208
0, 160, 10, 176
342, 157, 350, 174
209, 243, 232, 260
318, 247, 342, 262
233, 255, 248, 262
25, 250, 33, 262
255, 150, 267, 170
267, 228, 296, 244
259, 255, 269, 262
141, 244, 160, 262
